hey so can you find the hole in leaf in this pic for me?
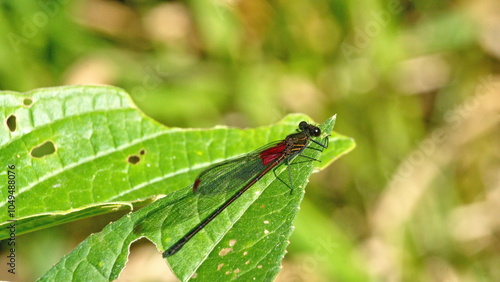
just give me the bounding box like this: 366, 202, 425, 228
23, 98, 33, 107
121, 238, 171, 279
6, 115, 16, 132
139, 149, 146, 155
30, 141, 56, 158
127, 155, 140, 164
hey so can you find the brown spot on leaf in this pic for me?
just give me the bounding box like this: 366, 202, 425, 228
127, 155, 141, 164
219, 248, 233, 257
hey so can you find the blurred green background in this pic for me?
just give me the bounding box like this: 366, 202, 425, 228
1, 0, 499, 281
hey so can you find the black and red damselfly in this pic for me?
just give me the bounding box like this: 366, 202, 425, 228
163, 121, 328, 257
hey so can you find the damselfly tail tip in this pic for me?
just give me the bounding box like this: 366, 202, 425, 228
163, 248, 176, 258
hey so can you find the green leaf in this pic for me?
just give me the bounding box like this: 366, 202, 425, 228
38, 121, 352, 280
0, 85, 189, 239
0, 86, 354, 280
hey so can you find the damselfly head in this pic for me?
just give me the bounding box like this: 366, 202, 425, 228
298, 121, 321, 137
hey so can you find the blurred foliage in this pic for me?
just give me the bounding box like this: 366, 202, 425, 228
0, 0, 499, 281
